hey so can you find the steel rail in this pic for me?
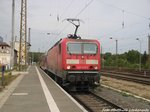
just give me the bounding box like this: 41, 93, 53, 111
101, 70, 150, 78
101, 72, 150, 85
70, 92, 125, 112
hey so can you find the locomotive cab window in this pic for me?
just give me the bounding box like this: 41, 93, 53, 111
67, 43, 82, 54
67, 43, 98, 54
83, 43, 97, 54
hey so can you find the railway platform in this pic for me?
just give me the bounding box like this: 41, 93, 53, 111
0, 66, 87, 112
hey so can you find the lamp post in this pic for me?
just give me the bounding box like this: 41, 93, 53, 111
110, 37, 118, 68
136, 38, 142, 71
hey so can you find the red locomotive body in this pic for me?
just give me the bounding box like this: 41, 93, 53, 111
46, 38, 101, 91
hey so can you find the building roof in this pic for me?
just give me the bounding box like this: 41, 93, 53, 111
0, 42, 10, 47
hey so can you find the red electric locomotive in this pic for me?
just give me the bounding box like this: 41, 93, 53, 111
46, 36, 101, 91
45, 19, 101, 91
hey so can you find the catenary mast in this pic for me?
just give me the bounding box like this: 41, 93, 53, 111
19, 0, 27, 70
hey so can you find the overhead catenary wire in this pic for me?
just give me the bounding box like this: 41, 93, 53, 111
56, 0, 75, 22
55, 0, 94, 38
55, 0, 150, 40
75, 0, 94, 18
46, 0, 149, 54
60, 0, 75, 18
49, 0, 149, 54
99, 20, 149, 40
95, 0, 150, 39
48, 0, 75, 36
97, 0, 150, 20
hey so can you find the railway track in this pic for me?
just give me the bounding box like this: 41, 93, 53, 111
70, 91, 125, 112
101, 70, 150, 78
42, 68, 126, 112
101, 71, 150, 85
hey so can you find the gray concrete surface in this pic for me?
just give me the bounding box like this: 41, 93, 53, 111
0, 66, 49, 112
38, 68, 86, 112
0, 66, 87, 112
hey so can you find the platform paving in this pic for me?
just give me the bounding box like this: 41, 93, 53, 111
0, 66, 87, 112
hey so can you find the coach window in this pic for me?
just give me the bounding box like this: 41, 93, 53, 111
59, 44, 61, 54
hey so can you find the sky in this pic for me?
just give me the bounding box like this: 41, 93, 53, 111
0, 0, 150, 54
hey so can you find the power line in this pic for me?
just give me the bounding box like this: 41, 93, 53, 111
48, 0, 75, 38
99, 20, 149, 40
60, 0, 74, 18
55, 0, 94, 38
75, 0, 94, 18
97, 0, 150, 20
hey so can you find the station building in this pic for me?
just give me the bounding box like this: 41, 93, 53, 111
14, 39, 31, 65
0, 36, 17, 70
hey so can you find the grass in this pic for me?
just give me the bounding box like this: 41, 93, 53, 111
0, 72, 18, 91
121, 92, 130, 97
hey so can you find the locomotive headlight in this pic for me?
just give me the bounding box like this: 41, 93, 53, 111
94, 66, 98, 70
67, 65, 71, 69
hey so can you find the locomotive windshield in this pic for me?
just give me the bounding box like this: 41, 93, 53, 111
67, 43, 97, 54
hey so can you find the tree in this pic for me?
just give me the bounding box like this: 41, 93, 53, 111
142, 51, 148, 65
103, 52, 112, 60
29, 52, 44, 63
126, 50, 139, 64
